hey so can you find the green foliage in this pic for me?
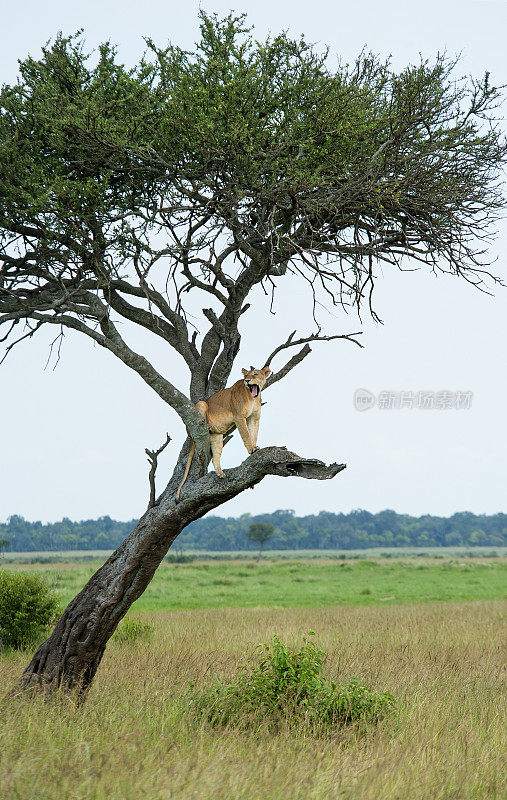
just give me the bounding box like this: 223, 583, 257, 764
3, 510, 505, 553
0, 569, 60, 649
247, 522, 275, 545
113, 617, 154, 644
165, 552, 195, 564
192, 633, 395, 732
246, 522, 275, 558
0, 537, 10, 555
0, 12, 505, 337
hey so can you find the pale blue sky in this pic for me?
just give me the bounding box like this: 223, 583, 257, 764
1, 0, 506, 522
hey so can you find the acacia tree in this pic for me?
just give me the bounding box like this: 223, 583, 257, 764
247, 522, 275, 561
1, 14, 505, 694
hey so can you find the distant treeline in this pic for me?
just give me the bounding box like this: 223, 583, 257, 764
1, 510, 505, 553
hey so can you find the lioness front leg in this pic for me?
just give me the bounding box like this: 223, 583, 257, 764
210, 433, 225, 477
247, 412, 260, 449
235, 416, 257, 454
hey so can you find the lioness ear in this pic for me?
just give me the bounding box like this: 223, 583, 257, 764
242, 368, 248, 376
263, 366, 272, 376
250, 365, 255, 371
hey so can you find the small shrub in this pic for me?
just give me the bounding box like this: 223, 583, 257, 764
165, 553, 194, 564
23, 556, 64, 565
113, 617, 154, 644
191, 633, 395, 733
0, 569, 60, 649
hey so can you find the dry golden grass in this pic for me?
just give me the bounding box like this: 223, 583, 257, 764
1, 600, 505, 800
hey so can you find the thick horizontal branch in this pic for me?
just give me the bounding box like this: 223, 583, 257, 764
168, 445, 345, 507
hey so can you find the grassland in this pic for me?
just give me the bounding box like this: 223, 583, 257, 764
1, 558, 505, 799
2, 556, 505, 610
4, 545, 506, 562
0, 600, 504, 799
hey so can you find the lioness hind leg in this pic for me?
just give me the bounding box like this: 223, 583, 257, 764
210, 433, 225, 477
195, 400, 209, 421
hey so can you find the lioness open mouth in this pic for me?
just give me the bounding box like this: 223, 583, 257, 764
249, 383, 259, 397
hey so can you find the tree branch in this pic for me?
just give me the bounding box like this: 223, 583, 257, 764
104, 286, 196, 368
166, 445, 345, 505
93, 313, 211, 468
264, 344, 313, 389
145, 433, 172, 509
263, 329, 363, 369
0, 298, 212, 468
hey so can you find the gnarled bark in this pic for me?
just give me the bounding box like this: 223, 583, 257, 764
17, 447, 345, 695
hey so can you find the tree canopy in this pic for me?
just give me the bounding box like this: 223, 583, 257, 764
246, 521, 275, 558
1, 13, 505, 455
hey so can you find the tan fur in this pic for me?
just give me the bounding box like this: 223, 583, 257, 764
175, 366, 271, 501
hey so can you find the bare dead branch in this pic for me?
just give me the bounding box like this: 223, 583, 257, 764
145, 433, 172, 509
263, 330, 363, 369
264, 344, 313, 389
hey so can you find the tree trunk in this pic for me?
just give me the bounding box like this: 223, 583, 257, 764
16, 448, 344, 696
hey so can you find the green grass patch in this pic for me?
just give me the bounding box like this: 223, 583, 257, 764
4, 557, 505, 612
113, 617, 154, 644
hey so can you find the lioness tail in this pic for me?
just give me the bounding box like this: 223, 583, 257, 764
175, 441, 195, 502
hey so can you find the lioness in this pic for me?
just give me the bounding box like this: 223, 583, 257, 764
175, 366, 271, 501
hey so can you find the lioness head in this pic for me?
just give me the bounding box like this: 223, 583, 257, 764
242, 366, 271, 398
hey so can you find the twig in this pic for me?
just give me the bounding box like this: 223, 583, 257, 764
145, 433, 172, 509
264, 344, 313, 389
263, 329, 363, 369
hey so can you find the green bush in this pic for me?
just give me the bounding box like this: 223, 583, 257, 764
0, 569, 60, 649
165, 553, 194, 564
192, 633, 395, 733
113, 617, 154, 644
